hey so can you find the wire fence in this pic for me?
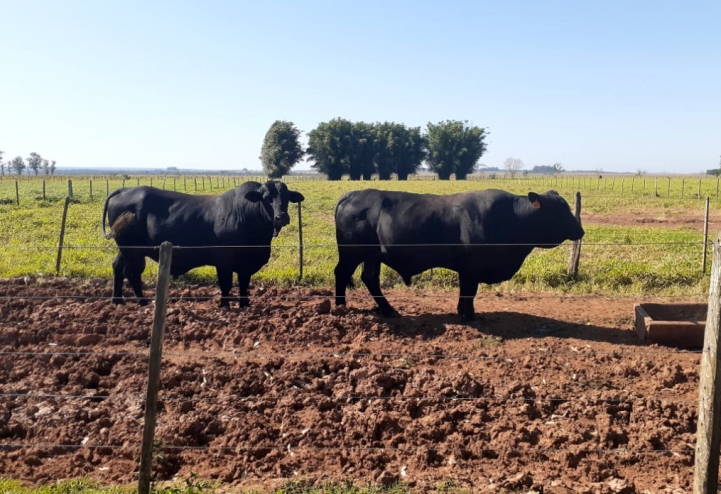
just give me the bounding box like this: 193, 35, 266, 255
0, 241, 715, 487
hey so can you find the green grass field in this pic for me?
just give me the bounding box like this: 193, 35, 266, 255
0, 174, 715, 297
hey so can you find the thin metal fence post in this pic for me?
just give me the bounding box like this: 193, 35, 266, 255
297, 203, 304, 280
703, 197, 711, 274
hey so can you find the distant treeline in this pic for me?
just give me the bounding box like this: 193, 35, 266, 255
261, 119, 488, 180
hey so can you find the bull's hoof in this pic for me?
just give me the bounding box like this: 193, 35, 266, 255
378, 307, 400, 318
238, 298, 250, 309
111, 297, 125, 305
219, 300, 231, 309
137, 298, 149, 307
459, 311, 476, 322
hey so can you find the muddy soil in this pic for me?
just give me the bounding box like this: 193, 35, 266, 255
0, 278, 707, 492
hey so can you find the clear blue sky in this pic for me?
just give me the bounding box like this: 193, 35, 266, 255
1, 0, 719, 174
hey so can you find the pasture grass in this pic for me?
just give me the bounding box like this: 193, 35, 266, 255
0, 478, 448, 493
0, 175, 714, 297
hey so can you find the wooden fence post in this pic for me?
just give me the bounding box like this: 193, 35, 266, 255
184, 177, 187, 192
55, 197, 71, 274
15, 180, 20, 206
297, 202, 304, 279
162, 179, 166, 190
137, 241, 173, 494
89, 179, 93, 199
703, 197, 711, 275
173, 178, 176, 191
655, 178, 658, 197
106, 179, 109, 197
194, 178, 198, 192
568, 192, 582, 277
693, 231, 721, 493
67, 179, 73, 198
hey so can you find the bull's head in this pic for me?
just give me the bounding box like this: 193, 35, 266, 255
528, 190, 585, 247
244, 181, 305, 237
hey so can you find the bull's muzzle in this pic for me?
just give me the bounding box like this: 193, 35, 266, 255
274, 213, 290, 228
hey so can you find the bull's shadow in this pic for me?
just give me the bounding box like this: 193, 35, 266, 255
367, 310, 642, 346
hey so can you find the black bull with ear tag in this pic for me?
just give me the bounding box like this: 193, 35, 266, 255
102, 180, 304, 308
333, 188, 584, 320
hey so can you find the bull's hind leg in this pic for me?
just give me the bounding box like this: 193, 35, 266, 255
236, 270, 252, 308
334, 251, 362, 307
457, 274, 479, 321
361, 259, 398, 317
111, 253, 126, 304
216, 267, 233, 308
124, 256, 147, 306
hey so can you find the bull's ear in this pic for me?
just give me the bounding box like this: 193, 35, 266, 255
245, 190, 263, 203
528, 192, 541, 209
288, 191, 305, 203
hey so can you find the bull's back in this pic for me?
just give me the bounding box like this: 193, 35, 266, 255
108, 187, 218, 245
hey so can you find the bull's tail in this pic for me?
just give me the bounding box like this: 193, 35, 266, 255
102, 188, 134, 239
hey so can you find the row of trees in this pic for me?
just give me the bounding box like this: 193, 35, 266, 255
0, 151, 57, 176
260, 119, 489, 180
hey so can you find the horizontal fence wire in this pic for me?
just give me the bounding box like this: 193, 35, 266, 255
0, 442, 694, 455
0, 241, 711, 249
0, 348, 702, 360
0, 392, 697, 404
0, 293, 710, 301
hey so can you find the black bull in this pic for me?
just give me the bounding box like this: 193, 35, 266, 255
333, 188, 585, 320
102, 180, 304, 307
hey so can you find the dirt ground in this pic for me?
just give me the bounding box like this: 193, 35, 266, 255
0, 277, 707, 493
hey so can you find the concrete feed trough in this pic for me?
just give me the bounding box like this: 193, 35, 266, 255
634, 303, 706, 348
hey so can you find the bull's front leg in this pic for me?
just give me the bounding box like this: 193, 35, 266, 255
216, 267, 233, 308
457, 274, 479, 321
361, 259, 399, 317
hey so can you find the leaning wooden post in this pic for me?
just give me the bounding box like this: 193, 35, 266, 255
89, 179, 93, 199
567, 192, 582, 277
106, 179, 109, 197
693, 232, 721, 493
15, 180, 20, 206
703, 197, 711, 274
67, 179, 73, 197
297, 202, 304, 280
138, 241, 173, 494
55, 197, 71, 274
42, 180, 46, 200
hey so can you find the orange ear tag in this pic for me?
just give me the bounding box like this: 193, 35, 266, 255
532, 200, 541, 209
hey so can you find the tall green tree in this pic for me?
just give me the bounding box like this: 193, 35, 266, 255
50, 160, 57, 175
42, 159, 50, 175
27, 152, 42, 175
259, 120, 305, 178
0, 151, 4, 176
349, 122, 376, 180
426, 120, 488, 180
391, 124, 427, 180
10, 156, 26, 175
373, 122, 396, 180
307, 118, 354, 180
